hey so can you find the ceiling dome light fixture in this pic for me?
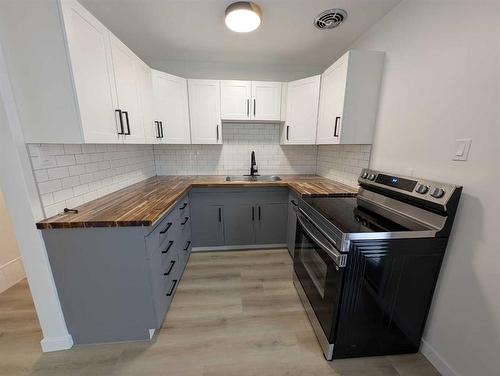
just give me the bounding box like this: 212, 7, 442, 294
225, 1, 262, 33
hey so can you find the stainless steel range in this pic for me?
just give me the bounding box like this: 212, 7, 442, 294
293, 169, 462, 360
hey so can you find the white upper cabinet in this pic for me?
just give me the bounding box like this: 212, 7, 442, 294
281, 75, 321, 145
60, 0, 120, 143
251, 81, 282, 121
220, 80, 252, 120
109, 34, 145, 144
152, 70, 191, 144
188, 80, 222, 144
136, 63, 157, 144
220, 80, 282, 121
317, 50, 385, 145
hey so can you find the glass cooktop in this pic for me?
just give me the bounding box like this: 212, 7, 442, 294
303, 197, 429, 234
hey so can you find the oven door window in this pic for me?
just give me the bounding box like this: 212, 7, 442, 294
300, 242, 328, 298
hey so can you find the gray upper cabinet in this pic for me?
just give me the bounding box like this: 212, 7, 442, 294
255, 202, 288, 245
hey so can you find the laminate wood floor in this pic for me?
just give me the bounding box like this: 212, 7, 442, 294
0, 249, 440, 376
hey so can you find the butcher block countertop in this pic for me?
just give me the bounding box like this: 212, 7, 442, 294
36, 175, 358, 229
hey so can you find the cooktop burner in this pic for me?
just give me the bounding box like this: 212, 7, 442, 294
303, 197, 430, 234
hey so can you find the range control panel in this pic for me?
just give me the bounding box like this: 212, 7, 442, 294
359, 169, 457, 203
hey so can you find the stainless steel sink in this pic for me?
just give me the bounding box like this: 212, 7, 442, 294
225, 175, 282, 182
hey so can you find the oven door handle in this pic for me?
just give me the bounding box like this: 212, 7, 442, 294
297, 212, 347, 267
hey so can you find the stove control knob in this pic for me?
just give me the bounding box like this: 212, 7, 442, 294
430, 187, 445, 199
415, 184, 429, 194
361, 172, 369, 179
368, 174, 376, 181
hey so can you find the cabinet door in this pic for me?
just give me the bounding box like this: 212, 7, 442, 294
251, 81, 282, 121
152, 71, 191, 144
137, 63, 157, 144
224, 204, 255, 245
191, 204, 224, 247
316, 59, 348, 144
109, 35, 145, 143
60, 0, 120, 143
220, 80, 251, 120
283, 76, 320, 144
255, 203, 288, 245
188, 80, 221, 144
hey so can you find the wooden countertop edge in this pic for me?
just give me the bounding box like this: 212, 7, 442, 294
36, 177, 357, 229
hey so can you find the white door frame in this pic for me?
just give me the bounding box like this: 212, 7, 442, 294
0, 41, 73, 352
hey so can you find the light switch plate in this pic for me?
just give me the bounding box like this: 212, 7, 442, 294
453, 139, 472, 161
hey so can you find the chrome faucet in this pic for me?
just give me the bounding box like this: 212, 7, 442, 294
249, 151, 259, 177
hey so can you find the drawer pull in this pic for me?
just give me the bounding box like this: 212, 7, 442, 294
160, 222, 172, 234
161, 240, 174, 254
179, 203, 188, 210
181, 216, 189, 225
166, 280, 178, 296
183, 241, 191, 251
164, 260, 176, 276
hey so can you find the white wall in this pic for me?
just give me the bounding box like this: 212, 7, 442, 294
0, 190, 25, 293
349, 0, 500, 375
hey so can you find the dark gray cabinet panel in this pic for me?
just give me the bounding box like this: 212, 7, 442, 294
224, 203, 255, 245
286, 192, 299, 257
255, 202, 288, 244
190, 203, 224, 247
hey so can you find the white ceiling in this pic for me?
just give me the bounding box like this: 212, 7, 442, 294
80, 0, 401, 79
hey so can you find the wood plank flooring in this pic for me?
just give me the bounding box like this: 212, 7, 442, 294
0, 249, 440, 375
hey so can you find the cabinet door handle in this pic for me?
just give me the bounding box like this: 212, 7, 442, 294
161, 240, 174, 254
286, 125, 289, 141
253, 99, 256, 116
258, 206, 261, 221
160, 222, 172, 234
123, 111, 131, 135
183, 241, 191, 251
334, 116, 340, 137
216, 125, 219, 141
218, 207, 222, 222
166, 280, 178, 296
252, 206, 255, 221
246, 99, 249, 117
181, 216, 189, 225
155, 121, 160, 138
115, 109, 124, 135
179, 203, 188, 210
160, 121, 164, 138
164, 260, 176, 276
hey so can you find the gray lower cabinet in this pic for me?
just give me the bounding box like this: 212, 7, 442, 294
190, 187, 288, 248
41, 194, 192, 345
286, 191, 299, 257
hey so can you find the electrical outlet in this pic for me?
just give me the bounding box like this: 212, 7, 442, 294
453, 139, 472, 161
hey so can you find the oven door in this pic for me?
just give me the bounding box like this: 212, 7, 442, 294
294, 209, 346, 345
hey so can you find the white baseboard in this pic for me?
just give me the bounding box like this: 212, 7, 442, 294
40, 334, 74, 352
192, 244, 286, 252
0, 257, 25, 293
421, 339, 460, 376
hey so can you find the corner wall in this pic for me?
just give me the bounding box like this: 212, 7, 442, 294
348, 1, 500, 375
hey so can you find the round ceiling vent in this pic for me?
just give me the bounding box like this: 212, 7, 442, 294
314, 9, 348, 30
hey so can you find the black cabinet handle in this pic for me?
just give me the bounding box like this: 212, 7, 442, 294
164, 260, 176, 276
166, 280, 178, 296
286, 125, 289, 141
334, 116, 340, 137
160, 121, 164, 138
155, 121, 161, 138
160, 222, 172, 234
179, 203, 188, 210
291, 199, 298, 207
253, 99, 256, 116
258, 206, 261, 221
123, 111, 131, 135
252, 206, 255, 221
161, 240, 174, 254
181, 216, 189, 225
183, 241, 191, 251
246, 99, 249, 117
216, 125, 219, 141
218, 207, 222, 222
115, 109, 124, 135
